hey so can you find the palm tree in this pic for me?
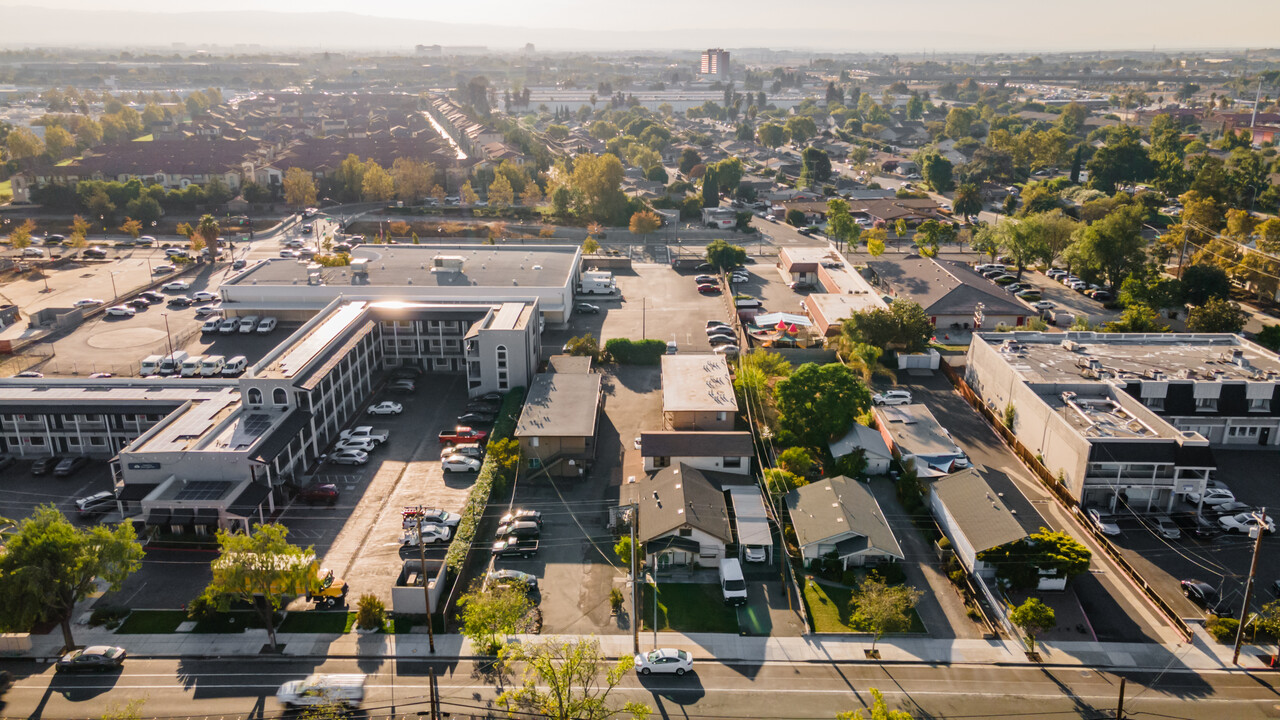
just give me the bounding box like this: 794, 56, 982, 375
953, 183, 983, 224
195, 214, 220, 261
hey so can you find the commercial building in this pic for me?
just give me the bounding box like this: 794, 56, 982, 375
964, 332, 1238, 513
660, 355, 737, 431
219, 244, 581, 327
700, 49, 730, 79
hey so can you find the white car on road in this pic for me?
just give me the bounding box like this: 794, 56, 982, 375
367, 402, 403, 416
442, 455, 482, 473
1031, 301, 1056, 311
161, 281, 190, 292
73, 298, 104, 308
1219, 512, 1275, 534
191, 291, 218, 303
872, 390, 913, 406
105, 305, 135, 317
634, 648, 694, 676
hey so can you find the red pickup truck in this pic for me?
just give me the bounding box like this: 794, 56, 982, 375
437, 426, 489, 445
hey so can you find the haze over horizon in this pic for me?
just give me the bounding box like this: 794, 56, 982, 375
0, 0, 1278, 53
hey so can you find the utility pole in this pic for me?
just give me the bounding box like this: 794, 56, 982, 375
1233, 506, 1266, 665
630, 501, 640, 655
416, 515, 436, 653
1177, 224, 1190, 278
428, 667, 440, 720
1116, 676, 1126, 719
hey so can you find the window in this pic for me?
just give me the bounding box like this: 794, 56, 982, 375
68, 437, 80, 446
83, 414, 100, 422
1144, 397, 1165, 411
247, 388, 263, 405
29, 437, 44, 445
716, 412, 727, 422
496, 345, 508, 369
273, 388, 288, 405
654, 456, 671, 468
678, 528, 692, 537
1195, 397, 1218, 412
723, 456, 742, 468
1250, 398, 1271, 413
531, 437, 539, 447
90, 436, 105, 446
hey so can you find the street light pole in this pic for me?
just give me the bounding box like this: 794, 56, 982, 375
1233, 506, 1267, 665
416, 515, 437, 653
161, 312, 174, 360
108, 271, 119, 301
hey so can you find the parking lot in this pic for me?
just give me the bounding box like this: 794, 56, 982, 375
1106, 449, 1280, 621
1013, 268, 1121, 327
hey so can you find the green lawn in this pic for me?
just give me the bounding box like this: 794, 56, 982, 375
0, 180, 11, 197
803, 578, 926, 634
278, 612, 355, 634
640, 583, 740, 634
133, 134, 153, 142
116, 609, 187, 634
192, 610, 266, 633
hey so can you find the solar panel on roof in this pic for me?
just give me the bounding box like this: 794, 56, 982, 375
175, 480, 231, 502
243, 414, 272, 435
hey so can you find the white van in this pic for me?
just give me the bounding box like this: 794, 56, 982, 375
180, 355, 205, 377
238, 315, 260, 334
158, 351, 189, 376
201, 317, 222, 333
718, 558, 748, 606
218, 318, 239, 334
256, 316, 278, 334
199, 355, 226, 377
139, 355, 164, 375
276, 673, 365, 709
221, 355, 248, 377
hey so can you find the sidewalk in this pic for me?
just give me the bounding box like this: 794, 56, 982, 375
12, 620, 1276, 673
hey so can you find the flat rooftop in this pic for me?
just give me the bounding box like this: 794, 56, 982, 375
980, 332, 1280, 384
0, 381, 234, 413
806, 292, 885, 324
259, 301, 369, 379
133, 389, 241, 452
877, 403, 962, 457
515, 372, 603, 438
1046, 390, 1176, 439
661, 354, 738, 413
226, 244, 579, 289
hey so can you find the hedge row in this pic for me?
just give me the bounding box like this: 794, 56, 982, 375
604, 338, 667, 365
444, 387, 526, 574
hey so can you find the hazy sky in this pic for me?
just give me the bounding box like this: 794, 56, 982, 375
2, 0, 1279, 51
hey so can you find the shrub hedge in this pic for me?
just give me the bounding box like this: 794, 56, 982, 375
604, 338, 667, 364
444, 387, 526, 573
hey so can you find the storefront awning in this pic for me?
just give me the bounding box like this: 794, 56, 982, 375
144, 509, 171, 526
194, 508, 220, 525
227, 483, 273, 518
170, 508, 195, 526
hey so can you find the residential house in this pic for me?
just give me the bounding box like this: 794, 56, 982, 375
828, 423, 894, 475
865, 256, 1031, 333
786, 475, 904, 569
876, 404, 971, 477
633, 463, 733, 568
639, 431, 753, 474
661, 355, 737, 430
514, 371, 604, 478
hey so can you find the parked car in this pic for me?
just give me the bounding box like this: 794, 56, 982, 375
1032, 300, 1056, 311
442, 455, 482, 473
105, 305, 135, 317
487, 569, 539, 592
634, 648, 694, 676
1210, 501, 1252, 517
389, 379, 416, 393
1016, 290, 1042, 301
873, 390, 913, 406
1169, 512, 1221, 539
53, 455, 90, 477
327, 449, 369, 466
495, 520, 540, 538
257, 317, 278, 334
75, 491, 116, 519
401, 507, 461, 528
694, 274, 716, 284
708, 335, 737, 347
56, 646, 127, 673
1151, 515, 1181, 540
73, 298, 104, 308
1220, 512, 1275, 534
492, 537, 539, 558
297, 484, 340, 506
13, 371, 43, 378
713, 344, 740, 356
167, 296, 193, 308
697, 283, 721, 294
466, 399, 501, 413
1180, 579, 1233, 616
475, 392, 503, 402
438, 426, 489, 444
125, 298, 151, 310
334, 438, 378, 454
368, 401, 403, 416
31, 455, 61, 475
152, 263, 176, 274
457, 412, 497, 426
992, 275, 1018, 285
1189, 488, 1236, 506
499, 509, 543, 527
401, 524, 451, 545
441, 443, 484, 461
162, 280, 190, 291
191, 291, 218, 303
706, 320, 732, 330
339, 426, 388, 445
140, 291, 166, 303
1087, 508, 1121, 536
575, 302, 600, 314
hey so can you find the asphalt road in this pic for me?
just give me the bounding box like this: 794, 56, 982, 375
2, 656, 1277, 719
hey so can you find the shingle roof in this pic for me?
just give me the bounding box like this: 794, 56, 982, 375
786, 476, 903, 559
930, 468, 1027, 554
867, 256, 1029, 318
637, 463, 731, 544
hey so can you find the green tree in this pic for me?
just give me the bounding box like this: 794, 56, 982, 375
497, 638, 651, 720
784, 115, 817, 144
776, 447, 814, 476
194, 214, 220, 259
837, 688, 911, 720
118, 218, 142, 239
550, 185, 572, 215
786, 209, 807, 227
6, 126, 44, 166
1024, 210, 1079, 267
826, 198, 862, 252
1104, 303, 1169, 333
1180, 264, 1232, 305
850, 576, 923, 652
7, 218, 36, 250
775, 362, 871, 447
763, 468, 807, 497
0, 505, 143, 651
952, 183, 982, 222
458, 583, 534, 655
864, 228, 887, 256
705, 239, 747, 269
283, 167, 317, 208
1009, 597, 1056, 655
701, 164, 720, 207
361, 161, 395, 202
570, 154, 628, 223
391, 157, 434, 202
977, 527, 1091, 591
124, 194, 162, 225
757, 122, 786, 150
43, 125, 74, 161
334, 154, 368, 201
912, 219, 954, 258
204, 523, 317, 652
1256, 325, 1280, 352
678, 148, 702, 175
800, 146, 832, 188
944, 107, 974, 138
564, 332, 600, 358
841, 300, 934, 354
1086, 126, 1153, 193
1186, 297, 1248, 333
980, 220, 1044, 279
613, 536, 633, 566
918, 150, 954, 192
489, 174, 515, 213
1062, 205, 1146, 290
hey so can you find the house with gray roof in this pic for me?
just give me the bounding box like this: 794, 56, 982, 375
928, 468, 1028, 582
786, 475, 903, 569
639, 431, 753, 474
632, 463, 734, 568
865, 256, 1031, 336
515, 372, 603, 478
